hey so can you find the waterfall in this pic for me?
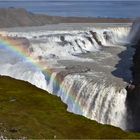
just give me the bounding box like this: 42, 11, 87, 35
50, 74, 127, 130
0, 25, 133, 131
46, 72, 57, 94
3, 26, 130, 60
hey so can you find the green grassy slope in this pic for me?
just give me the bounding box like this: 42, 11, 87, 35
0, 76, 139, 139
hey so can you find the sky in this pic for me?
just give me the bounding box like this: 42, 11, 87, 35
0, 0, 140, 18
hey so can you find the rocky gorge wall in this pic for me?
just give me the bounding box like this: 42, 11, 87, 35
126, 19, 140, 131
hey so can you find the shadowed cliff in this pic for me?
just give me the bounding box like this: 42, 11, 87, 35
126, 19, 140, 131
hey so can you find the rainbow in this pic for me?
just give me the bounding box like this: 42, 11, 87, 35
0, 34, 83, 114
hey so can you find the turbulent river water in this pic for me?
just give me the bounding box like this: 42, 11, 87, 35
0, 23, 136, 130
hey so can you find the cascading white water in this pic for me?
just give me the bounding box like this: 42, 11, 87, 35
47, 72, 57, 93
49, 74, 127, 130
0, 24, 133, 130
2, 26, 130, 60
95, 27, 130, 46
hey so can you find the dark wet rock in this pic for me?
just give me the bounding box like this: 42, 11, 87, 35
58, 42, 67, 47
33, 36, 37, 39
58, 36, 72, 46
103, 31, 111, 41
68, 42, 73, 46
60, 36, 65, 42
98, 41, 102, 46
38, 56, 43, 60
89, 31, 103, 46
85, 36, 93, 44
74, 40, 86, 53
48, 54, 59, 59
126, 84, 135, 93
9, 128, 19, 133
82, 40, 86, 45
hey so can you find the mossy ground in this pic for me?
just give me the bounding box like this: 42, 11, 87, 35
0, 76, 140, 139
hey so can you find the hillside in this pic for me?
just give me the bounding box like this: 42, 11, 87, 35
0, 76, 140, 139
0, 8, 132, 28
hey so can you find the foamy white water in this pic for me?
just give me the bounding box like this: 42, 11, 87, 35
57, 74, 127, 129
1, 24, 130, 60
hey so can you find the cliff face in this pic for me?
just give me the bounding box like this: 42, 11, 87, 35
0, 8, 132, 28
126, 19, 140, 131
